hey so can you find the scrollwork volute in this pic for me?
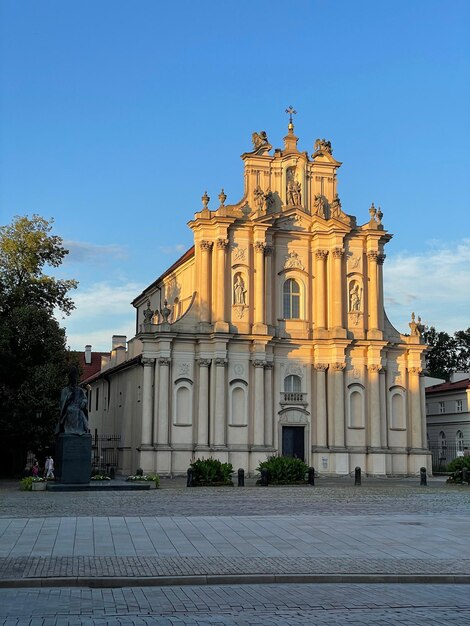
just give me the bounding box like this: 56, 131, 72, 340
141, 357, 155, 367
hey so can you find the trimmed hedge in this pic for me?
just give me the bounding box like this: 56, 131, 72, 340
190, 457, 233, 486
257, 455, 308, 484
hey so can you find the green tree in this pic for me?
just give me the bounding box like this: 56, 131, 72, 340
423, 326, 470, 381
0, 215, 77, 476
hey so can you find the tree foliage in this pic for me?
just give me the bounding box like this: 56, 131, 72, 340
423, 326, 470, 381
0, 215, 78, 476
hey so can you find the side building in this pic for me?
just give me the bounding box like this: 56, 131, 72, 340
426, 374, 470, 470
83, 121, 429, 477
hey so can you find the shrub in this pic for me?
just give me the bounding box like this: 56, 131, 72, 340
446, 456, 470, 473
190, 457, 233, 486
90, 475, 111, 481
19, 476, 44, 490
257, 455, 308, 484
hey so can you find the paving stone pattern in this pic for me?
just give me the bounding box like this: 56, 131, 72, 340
1, 583, 470, 625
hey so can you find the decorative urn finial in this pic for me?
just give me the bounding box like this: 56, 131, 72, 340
202, 191, 210, 210
218, 188, 227, 206
369, 202, 377, 220
161, 300, 171, 323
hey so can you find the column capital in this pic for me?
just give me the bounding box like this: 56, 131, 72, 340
197, 358, 211, 367
254, 241, 266, 253
158, 357, 171, 366
408, 367, 422, 376
253, 359, 266, 368
368, 364, 382, 373
200, 240, 213, 251
141, 357, 155, 367
332, 247, 344, 259
215, 358, 227, 367
264, 361, 274, 370
217, 238, 229, 250
264, 245, 273, 256
314, 363, 329, 371
377, 253, 386, 265
367, 250, 378, 262
332, 362, 346, 371
315, 249, 329, 260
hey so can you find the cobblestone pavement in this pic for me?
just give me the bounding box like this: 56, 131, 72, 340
1, 583, 470, 625
2, 478, 469, 518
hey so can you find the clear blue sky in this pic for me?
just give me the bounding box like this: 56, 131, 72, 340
1, 0, 469, 350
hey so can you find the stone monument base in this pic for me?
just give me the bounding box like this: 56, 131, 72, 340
56, 433, 92, 484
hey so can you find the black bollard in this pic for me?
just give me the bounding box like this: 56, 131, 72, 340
308, 467, 315, 486
136, 468, 143, 477
109, 466, 115, 480
462, 468, 468, 484
420, 466, 427, 486
238, 468, 245, 487
186, 468, 194, 487
354, 466, 361, 486
260, 468, 269, 486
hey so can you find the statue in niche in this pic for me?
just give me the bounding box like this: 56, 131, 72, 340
314, 194, 327, 218
233, 275, 246, 305
56, 366, 89, 435
349, 282, 362, 312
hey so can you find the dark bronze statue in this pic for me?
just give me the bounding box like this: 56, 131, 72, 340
56, 366, 89, 434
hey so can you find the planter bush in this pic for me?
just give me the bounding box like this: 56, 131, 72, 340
446, 456, 470, 484
257, 455, 308, 485
20, 476, 45, 491
190, 458, 233, 486
126, 474, 160, 487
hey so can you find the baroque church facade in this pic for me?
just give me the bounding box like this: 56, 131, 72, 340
85, 119, 430, 476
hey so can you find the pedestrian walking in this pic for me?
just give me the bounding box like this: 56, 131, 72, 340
44, 456, 55, 479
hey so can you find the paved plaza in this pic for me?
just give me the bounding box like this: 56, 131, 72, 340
1, 476, 469, 623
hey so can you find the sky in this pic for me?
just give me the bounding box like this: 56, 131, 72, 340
1, 0, 469, 351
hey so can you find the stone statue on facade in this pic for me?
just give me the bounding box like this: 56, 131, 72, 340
251, 131, 272, 155
56, 366, 89, 435
330, 193, 343, 219
314, 194, 327, 218
233, 275, 246, 305
313, 138, 333, 155
264, 190, 275, 212
409, 312, 424, 337
253, 186, 265, 212
349, 282, 362, 312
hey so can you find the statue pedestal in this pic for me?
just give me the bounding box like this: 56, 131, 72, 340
56, 433, 92, 484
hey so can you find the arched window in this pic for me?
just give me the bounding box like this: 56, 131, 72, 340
284, 375, 301, 393
439, 431, 447, 459
457, 430, 464, 452
283, 279, 300, 319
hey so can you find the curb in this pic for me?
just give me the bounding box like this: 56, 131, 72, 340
1, 573, 470, 589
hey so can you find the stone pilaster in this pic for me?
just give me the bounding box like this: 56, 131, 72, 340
253, 241, 267, 333
315, 250, 328, 332
314, 363, 328, 448
157, 358, 171, 446
367, 251, 379, 332
332, 248, 345, 333
377, 254, 386, 330
199, 241, 213, 324
141, 357, 154, 449
196, 359, 211, 448
215, 239, 229, 332
252, 360, 265, 446
409, 367, 423, 450
264, 362, 274, 447
213, 359, 227, 447
332, 362, 346, 448
368, 364, 382, 449
264, 246, 273, 327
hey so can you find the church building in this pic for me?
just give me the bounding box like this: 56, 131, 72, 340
84, 117, 430, 477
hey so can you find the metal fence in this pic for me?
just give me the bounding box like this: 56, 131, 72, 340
91, 431, 121, 475
428, 443, 469, 472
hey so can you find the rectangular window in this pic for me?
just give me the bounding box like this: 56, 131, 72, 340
457, 400, 463, 412
439, 401, 445, 414
95, 388, 99, 411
